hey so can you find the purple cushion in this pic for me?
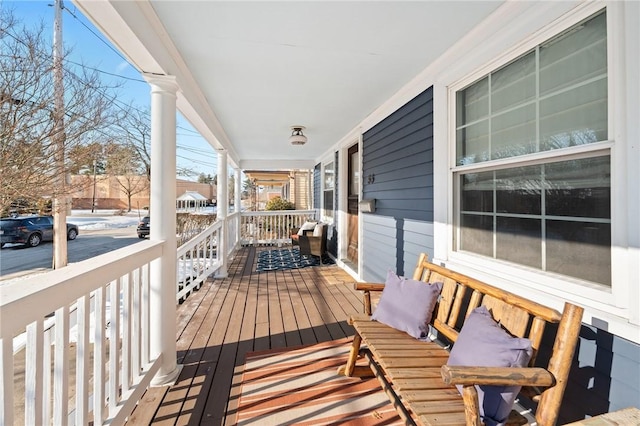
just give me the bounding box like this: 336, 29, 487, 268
447, 306, 533, 426
371, 270, 442, 340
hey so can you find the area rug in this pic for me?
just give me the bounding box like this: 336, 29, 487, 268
235, 338, 403, 425
256, 248, 327, 272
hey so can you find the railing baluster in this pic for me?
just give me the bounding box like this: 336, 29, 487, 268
26, 320, 43, 425
93, 286, 106, 425
43, 328, 52, 422
1, 336, 14, 425
142, 264, 150, 366
75, 294, 90, 425
109, 279, 120, 414
122, 273, 132, 395
132, 268, 141, 381
54, 305, 69, 426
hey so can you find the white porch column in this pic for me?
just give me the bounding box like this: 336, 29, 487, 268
144, 73, 182, 386
216, 150, 228, 278
234, 167, 242, 249
234, 168, 242, 213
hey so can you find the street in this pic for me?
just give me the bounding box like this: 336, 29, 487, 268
0, 227, 142, 282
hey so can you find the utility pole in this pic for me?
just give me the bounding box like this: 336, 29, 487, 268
52, 0, 68, 268
92, 158, 97, 213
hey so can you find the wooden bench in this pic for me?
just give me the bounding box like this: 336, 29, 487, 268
338, 253, 584, 426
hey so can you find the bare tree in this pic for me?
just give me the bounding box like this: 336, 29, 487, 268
117, 106, 151, 180
117, 105, 197, 180
0, 10, 118, 216
105, 143, 148, 211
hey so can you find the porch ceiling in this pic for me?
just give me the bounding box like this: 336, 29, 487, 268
244, 170, 290, 187
73, 1, 504, 170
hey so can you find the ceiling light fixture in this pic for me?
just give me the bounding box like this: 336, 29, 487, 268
289, 126, 307, 146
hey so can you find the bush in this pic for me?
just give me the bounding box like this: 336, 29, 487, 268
176, 213, 217, 246
265, 197, 295, 211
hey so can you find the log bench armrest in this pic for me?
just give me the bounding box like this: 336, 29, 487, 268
354, 282, 385, 315
441, 365, 556, 388
354, 282, 385, 292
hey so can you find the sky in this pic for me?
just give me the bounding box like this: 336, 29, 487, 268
2, 0, 218, 179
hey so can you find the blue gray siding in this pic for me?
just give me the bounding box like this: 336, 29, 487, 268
521, 324, 640, 423
560, 327, 640, 422
361, 87, 434, 281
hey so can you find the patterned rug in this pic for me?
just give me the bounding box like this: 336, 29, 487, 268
235, 338, 403, 425
256, 248, 328, 272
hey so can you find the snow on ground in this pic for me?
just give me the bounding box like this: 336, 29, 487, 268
68, 209, 146, 230
67, 207, 217, 231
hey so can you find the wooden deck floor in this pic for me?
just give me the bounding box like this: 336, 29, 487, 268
127, 246, 363, 425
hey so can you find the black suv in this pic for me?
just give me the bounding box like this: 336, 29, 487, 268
137, 216, 150, 239
0, 215, 79, 248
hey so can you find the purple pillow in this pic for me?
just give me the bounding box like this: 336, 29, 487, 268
371, 270, 442, 340
447, 306, 533, 426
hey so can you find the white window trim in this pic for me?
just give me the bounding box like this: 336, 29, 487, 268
435, 2, 640, 344
321, 158, 335, 223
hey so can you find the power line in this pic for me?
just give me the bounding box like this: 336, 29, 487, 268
65, 59, 146, 83
62, 5, 132, 65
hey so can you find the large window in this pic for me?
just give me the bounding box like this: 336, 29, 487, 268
454, 11, 611, 286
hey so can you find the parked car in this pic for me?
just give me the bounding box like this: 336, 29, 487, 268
137, 216, 150, 239
0, 215, 79, 248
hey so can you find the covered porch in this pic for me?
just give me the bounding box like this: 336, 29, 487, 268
1, 0, 639, 424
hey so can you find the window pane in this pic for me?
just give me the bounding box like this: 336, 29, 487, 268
540, 78, 607, 150
545, 156, 610, 218
460, 214, 493, 256
457, 120, 489, 165
324, 190, 334, 217
491, 51, 536, 113
491, 104, 537, 159
456, 11, 607, 165
496, 217, 541, 268
461, 171, 493, 212
457, 77, 488, 126
324, 162, 334, 189
546, 220, 611, 286
539, 12, 607, 96
496, 165, 541, 215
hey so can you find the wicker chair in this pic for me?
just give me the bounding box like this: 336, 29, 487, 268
291, 223, 327, 259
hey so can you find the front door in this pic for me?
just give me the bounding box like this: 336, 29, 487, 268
347, 144, 359, 266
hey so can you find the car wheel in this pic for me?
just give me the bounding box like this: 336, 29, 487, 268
28, 233, 42, 247
138, 234, 145, 239
67, 228, 78, 240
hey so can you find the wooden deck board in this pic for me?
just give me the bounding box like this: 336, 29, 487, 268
128, 246, 361, 425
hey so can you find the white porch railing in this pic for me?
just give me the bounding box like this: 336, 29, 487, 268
0, 241, 164, 425
0, 209, 316, 425
176, 220, 222, 303
240, 210, 317, 245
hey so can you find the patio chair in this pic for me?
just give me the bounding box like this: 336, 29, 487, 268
291, 222, 327, 260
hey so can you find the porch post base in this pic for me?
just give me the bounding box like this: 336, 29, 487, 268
151, 364, 183, 387
214, 269, 228, 279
